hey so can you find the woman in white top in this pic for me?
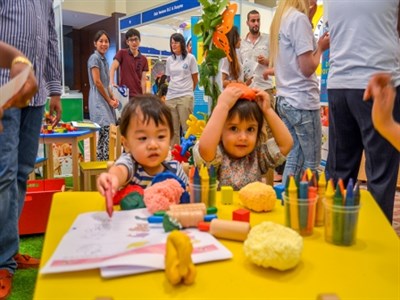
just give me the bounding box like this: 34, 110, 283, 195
165, 33, 199, 146
269, 0, 329, 185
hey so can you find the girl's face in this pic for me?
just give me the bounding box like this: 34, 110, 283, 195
122, 109, 171, 175
94, 34, 109, 56
221, 114, 258, 159
171, 39, 182, 55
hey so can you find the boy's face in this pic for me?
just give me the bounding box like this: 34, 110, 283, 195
221, 114, 258, 159
122, 110, 171, 175
126, 35, 140, 52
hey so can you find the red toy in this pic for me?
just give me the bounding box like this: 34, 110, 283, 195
232, 208, 250, 223
113, 184, 144, 205
171, 144, 190, 163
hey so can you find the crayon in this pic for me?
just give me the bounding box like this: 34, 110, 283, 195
307, 183, 318, 233
342, 179, 354, 245
288, 176, 299, 231
105, 182, 113, 218
299, 181, 309, 232
200, 164, 209, 207
324, 179, 335, 242
332, 183, 344, 245
316, 171, 326, 226
208, 165, 217, 207
193, 167, 201, 203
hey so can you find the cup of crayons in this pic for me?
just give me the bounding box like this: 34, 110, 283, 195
323, 178, 361, 246
189, 165, 217, 207
282, 174, 318, 236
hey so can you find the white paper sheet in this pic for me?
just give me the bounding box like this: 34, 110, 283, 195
0, 66, 30, 108
41, 209, 232, 277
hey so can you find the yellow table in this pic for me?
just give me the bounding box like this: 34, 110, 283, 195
34, 191, 400, 299
39, 130, 96, 190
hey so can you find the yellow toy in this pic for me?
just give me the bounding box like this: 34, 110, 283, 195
185, 114, 206, 139
165, 230, 196, 285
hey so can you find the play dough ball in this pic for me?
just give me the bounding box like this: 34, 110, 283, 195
238, 182, 277, 212
243, 221, 303, 271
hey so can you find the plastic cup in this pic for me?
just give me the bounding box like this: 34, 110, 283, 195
323, 199, 360, 246
189, 183, 217, 207
282, 192, 317, 236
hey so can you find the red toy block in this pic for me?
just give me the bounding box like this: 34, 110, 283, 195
232, 208, 250, 223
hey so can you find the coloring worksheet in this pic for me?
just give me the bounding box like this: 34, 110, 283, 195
41, 209, 232, 277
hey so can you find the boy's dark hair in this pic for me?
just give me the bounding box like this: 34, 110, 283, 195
119, 94, 174, 140
93, 30, 110, 43
125, 28, 141, 41
227, 99, 264, 141
170, 33, 187, 60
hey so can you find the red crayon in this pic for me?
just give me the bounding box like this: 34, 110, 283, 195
105, 182, 113, 218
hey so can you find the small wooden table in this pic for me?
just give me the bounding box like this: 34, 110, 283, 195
39, 130, 96, 190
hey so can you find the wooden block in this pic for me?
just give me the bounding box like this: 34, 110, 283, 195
232, 208, 250, 222
221, 186, 233, 205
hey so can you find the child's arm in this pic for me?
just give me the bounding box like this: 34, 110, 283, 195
364, 73, 400, 151
97, 164, 129, 196
198, 86, 243, 162
255, 88, 293, 155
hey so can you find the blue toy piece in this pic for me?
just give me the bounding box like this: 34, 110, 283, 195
180, 135, 196, 156
151, 171, 190, 204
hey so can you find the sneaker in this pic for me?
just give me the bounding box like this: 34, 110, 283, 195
13, 253, 40, 269
0, 270, 13, 300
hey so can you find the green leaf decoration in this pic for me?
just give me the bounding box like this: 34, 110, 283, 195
195, 0, 230, 113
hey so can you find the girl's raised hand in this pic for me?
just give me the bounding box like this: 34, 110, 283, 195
217, 85, 243, 110
254, 88, 271, 112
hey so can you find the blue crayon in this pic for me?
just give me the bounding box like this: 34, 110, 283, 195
299, 181, 309, 232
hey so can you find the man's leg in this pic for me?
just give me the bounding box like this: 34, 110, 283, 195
350, 88, 400, 223
0, 108, 21, 299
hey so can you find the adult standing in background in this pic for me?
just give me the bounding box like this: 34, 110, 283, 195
326, 0, 400, 223
240, 10, 274, 102
110, 28, 149, 100
88, 30, 118, 161
0, 1, 62, 298
165, 33, 198, 146
269, 0, 329, 186
240, 10, 276, 184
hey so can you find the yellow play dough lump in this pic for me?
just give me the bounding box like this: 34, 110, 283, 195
165, 230, 196, 285
238, 181, 277, 212
243, 221, 303, 271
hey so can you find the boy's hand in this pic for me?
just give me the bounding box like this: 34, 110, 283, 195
97, 173, 119, 197
254, 88, 272, 112
217, 86, 243, 110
